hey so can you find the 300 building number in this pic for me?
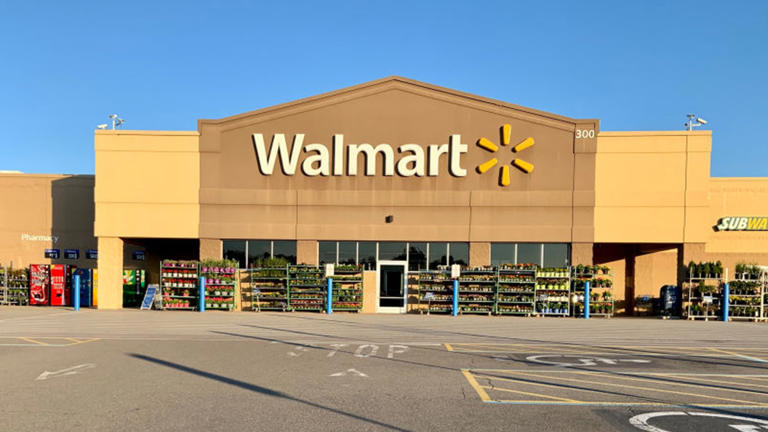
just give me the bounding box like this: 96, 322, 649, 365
576, 129, 595, 139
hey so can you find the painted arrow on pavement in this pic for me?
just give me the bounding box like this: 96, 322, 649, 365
329, 368, 368, 377
36, 363, 96, 381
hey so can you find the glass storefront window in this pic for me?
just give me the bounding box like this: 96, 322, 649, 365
318, 241, 336, 264
379, 242, 407, 261
358, 242, 376, 270
247, 240, 271, 267
543, 243, 569, 267
408, 242, 427, 271
516, 243, 541, 266
272, 240, 296, 265
338, 242, 356, 265
449, 242, 469, 266
490, 243, 515, 267
428, 242, 447, 269
223, 240, 246, 268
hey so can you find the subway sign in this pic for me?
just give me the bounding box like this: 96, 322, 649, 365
716, 216, 768, 231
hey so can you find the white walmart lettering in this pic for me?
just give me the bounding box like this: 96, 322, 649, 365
252, 133, 467, 177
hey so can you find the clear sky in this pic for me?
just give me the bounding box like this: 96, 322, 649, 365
1, 1, 766, 176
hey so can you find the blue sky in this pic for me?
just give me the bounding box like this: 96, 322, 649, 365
1, 0, 766, 176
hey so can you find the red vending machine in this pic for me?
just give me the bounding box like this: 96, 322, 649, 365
29, 264, 51, 306
50, 265, 75, 306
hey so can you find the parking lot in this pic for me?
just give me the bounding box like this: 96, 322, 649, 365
1, 308, 767, 431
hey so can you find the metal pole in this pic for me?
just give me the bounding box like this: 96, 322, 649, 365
326, 277, 333, 315
73, 274, 80, 311
452, 279, 459, 317
199, 277, 205, 312
584, 281, 590, 319
722, 268, 729, 322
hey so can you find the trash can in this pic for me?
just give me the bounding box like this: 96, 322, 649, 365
659, 285, 681, 317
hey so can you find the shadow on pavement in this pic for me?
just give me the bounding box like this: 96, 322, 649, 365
128, 353, 410, 432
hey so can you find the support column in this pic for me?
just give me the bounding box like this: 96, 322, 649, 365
469, 242, 490, 267
199, 238, 222, 261
296, 240, 318, 265
97, 236, 123, 309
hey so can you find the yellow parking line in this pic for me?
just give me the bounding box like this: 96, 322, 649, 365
563, 370, 768, 398
472, 373, 602, 395
461, 369, 491, 402
481, 385, 580, 402
663, 374, 768, 390
709, 347, 768, 364
18, 337, 48, 346
497, 370, 763, 406
444, 343, 454, 352
66, 337, 99, 345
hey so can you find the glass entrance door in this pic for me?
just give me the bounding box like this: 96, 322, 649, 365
377, 260, 407, 313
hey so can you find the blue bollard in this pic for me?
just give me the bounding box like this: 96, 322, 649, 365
327, 277, 333, 314
452, 279, 459, 317
584, 281, 590, 319
73, 274, 81, 311
723, 282, 729, 322
199, 277, 205, 312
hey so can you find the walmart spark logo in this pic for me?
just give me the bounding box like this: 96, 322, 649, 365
476, 124, 534, 186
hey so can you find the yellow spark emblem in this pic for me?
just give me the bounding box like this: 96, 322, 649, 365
476, 124, 534, 186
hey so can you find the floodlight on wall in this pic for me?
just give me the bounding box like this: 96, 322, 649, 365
685, 114, 707, 131
96, 124, 108, 130
385, 215, 394, 223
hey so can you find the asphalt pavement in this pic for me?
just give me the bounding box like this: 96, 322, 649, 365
1, 307, 767, 431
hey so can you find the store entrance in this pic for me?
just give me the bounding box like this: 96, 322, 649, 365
377, 260, 407, 313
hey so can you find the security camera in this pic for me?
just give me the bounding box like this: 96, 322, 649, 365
97, 124, 108, 130
697, 118, 707, 125
109, 114, 118, 119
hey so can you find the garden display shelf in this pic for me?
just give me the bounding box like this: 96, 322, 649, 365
458, 267, 495, 315
682, 275, 723, 321
161, 260, 199, 311
202, 260, 237, 311
288, 265, 324, 312
534, 267, 571, 316
497, 264, 536, 316
0, 266, 6, 305
249, 266, 289, 312
417, 269, 453, 314
571, 265, 613, 318
6, 268, 30, 306
727, 268, 767, 322
331, 265, 363, 312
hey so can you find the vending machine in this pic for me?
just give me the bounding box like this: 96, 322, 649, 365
50, 264, 75, 306
122, 269, 147, 308
29, 264, 50, 306
72, 268, 93, 307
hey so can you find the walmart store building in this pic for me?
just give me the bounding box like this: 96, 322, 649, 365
2, 77, 767, 313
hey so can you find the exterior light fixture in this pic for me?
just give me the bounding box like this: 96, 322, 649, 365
385, 215, 394, 223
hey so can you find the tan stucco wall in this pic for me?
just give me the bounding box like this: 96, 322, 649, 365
197, 77, 598, 245
706, 178, 768, 254
0, 173, 96, 269
94, 130, 200, 239
635, 247, 678, 298
594, 131, 711, 243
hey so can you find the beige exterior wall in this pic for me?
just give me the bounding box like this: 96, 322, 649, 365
594, 131, 711, 243
94, 130, 200, 239
0, 173, 96, 269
